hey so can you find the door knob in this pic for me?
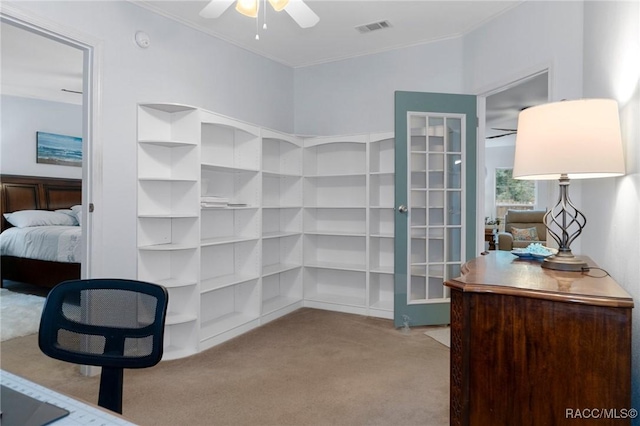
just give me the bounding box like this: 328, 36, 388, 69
397, 205, 408, 213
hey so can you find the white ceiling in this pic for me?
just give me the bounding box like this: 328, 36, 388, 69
485, 72, 549, 143
1, 0, 545, 134
133, 0, 521, 68
0, 23, 84, 105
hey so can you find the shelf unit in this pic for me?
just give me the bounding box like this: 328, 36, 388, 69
303, 133, 395, 318
260, 129, 304, 323
198, 111, 262, 350
137, 103, 201, 360
368, 133, 395, 317
138, 102, 395, 359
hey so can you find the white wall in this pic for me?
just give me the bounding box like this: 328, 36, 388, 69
0, 95, 82, 178
293, 1, 584, 137
5, 0, 294, 281
581, 0, 640, 416
462, 0, 583, 101
294, 37, 464, 136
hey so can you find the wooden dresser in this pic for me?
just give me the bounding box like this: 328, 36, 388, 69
445, 251, 633, 426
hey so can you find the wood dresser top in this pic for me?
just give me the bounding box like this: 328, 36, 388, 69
445, 251, 634, 308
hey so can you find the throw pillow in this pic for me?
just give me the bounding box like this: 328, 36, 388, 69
511, 226, 539, 241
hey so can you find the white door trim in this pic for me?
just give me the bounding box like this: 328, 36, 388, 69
1, 3, 104, 281
474, 64, 553, 255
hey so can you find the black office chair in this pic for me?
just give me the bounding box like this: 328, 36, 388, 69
39, 279, 168, 414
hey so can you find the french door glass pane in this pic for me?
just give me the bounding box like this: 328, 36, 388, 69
428, 238, 444, 262
411, 153, 426, 170
447, 191, 462, 225
447, 154, 462, 189
411, 171, 426, 188
412, 191, 426, 207
447, 118, 462, 152
428, 117, 444, 152
446, 228, 462, 262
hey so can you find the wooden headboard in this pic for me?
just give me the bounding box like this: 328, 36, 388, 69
0, 175, 82, 232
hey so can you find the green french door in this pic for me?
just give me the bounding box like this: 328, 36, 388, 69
394, 92, 477, 327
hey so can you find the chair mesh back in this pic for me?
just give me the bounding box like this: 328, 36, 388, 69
58, 289, 157, 357
39, 280, 168, 369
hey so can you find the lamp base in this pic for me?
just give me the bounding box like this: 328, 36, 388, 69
541, 254, 587, 272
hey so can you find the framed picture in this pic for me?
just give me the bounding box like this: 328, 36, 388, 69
36, 131, 82, 167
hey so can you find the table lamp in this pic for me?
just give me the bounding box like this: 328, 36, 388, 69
513, 99, 625, 271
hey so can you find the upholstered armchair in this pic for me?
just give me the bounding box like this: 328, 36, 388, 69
498, 210, 547, 251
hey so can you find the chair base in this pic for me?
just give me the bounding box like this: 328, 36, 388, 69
98, 367, 124, 414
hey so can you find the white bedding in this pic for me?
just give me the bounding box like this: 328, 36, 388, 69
0, 226, 81, 263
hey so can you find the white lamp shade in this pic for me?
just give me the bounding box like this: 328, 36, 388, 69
513, 99, 625, 180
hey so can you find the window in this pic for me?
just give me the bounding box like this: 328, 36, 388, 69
495, 168, 535, 220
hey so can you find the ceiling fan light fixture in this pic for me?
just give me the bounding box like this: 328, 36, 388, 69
236, 0, 259, 18
268, 0, 289, 12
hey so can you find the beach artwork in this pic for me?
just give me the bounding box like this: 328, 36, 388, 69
36, 131, 82, 167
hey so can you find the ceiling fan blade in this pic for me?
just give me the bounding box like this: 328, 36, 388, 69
283, 0, 319, 28
491, 128, 517, 132
199, 0, 235, 19
487, 132, 517, 139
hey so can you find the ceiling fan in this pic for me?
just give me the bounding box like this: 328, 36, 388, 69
200, 0, 320, 29
487, 128, 517, 139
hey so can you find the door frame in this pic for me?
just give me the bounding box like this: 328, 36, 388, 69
1, 4, 104, 280
475, 65, 553, 254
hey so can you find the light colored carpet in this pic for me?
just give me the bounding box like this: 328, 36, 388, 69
424, 326, 451, 348
1, 288, 45, 342
1, 308, 450, 425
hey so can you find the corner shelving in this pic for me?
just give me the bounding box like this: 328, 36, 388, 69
138, 103, 396, 359
137, 103, 200, 360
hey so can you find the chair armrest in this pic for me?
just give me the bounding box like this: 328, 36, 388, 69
497, 232, 513, 251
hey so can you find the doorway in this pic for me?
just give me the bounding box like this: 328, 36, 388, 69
1, 7, 101, 284
481, 71, 549, 241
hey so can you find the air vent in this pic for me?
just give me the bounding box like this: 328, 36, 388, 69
355, 20, 392, 34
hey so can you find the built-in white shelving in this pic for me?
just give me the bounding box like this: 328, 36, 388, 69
302, 133, 395, 318
138, 103, 396, 360
260, 129, 304, 323
137, 103, 201, 360
197, 112, 264, 351
368, 133, 395, 318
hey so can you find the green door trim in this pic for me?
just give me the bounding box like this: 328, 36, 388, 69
394, 91, 477, 327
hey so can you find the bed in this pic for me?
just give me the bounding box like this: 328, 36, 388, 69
1, 175, 82, 289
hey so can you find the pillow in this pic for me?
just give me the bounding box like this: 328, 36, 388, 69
55, 209, 80, 226
70, 205, 83, 226
511, 226, 539, 241
3, 210, 78, 228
